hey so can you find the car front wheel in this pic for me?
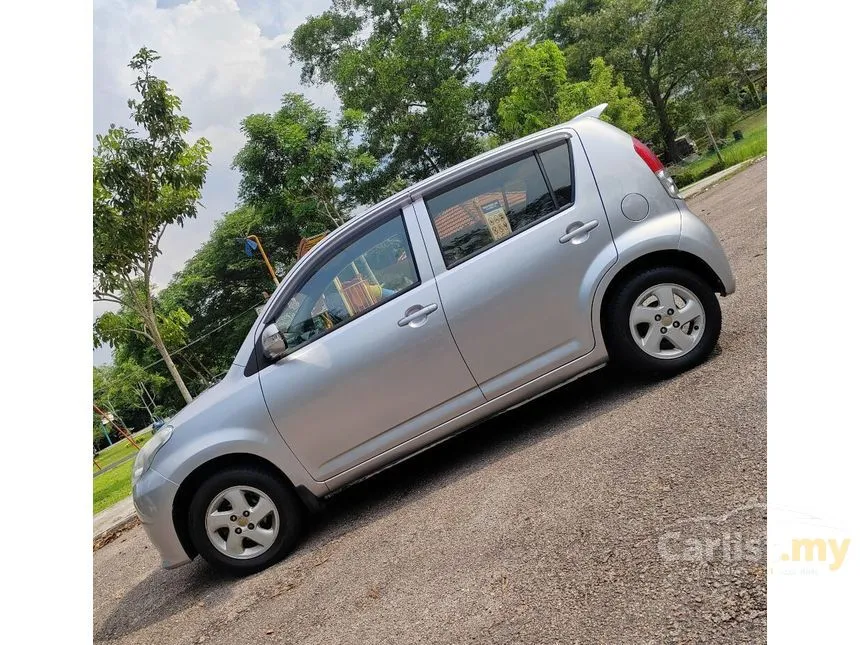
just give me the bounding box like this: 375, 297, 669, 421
187, 466, 305, 575
605, 266, 722, 376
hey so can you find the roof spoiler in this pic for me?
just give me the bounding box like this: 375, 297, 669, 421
571, 103, 608, 121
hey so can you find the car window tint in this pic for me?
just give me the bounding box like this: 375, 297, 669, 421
426, 152, 560, 267
539, 142, 573, 207
275, 215, 418, 349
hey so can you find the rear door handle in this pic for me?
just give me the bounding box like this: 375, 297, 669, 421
397, 303, 438, 327
559, 219, 599, 244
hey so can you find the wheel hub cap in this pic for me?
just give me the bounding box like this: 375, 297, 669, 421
628, 283, 706, 360
205, 485, 280, 560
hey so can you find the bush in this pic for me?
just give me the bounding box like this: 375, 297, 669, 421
710, 105, 742, 138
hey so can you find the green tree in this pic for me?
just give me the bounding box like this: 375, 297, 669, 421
158, 206, 281, 375
289, 0, 542, 200
93, 360, 170, 438
93, 47, 211, 404
233, 94, 375, 235
494, 40, 643, 140
543, 0, 752, 161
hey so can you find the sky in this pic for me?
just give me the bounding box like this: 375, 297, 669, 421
93, 0, 340, 364
92, 0, 516, 366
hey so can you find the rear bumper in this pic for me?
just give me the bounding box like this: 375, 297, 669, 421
677, 201, 736, 295
132, 468, 192, 569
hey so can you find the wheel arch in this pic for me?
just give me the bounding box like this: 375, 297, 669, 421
171, 452, 302, 562
596, 249, 726, 340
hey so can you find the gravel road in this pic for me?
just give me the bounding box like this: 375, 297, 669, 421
94, 159, 767, 644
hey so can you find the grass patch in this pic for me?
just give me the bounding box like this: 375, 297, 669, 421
733, 107, 767, 137
673, 126, 767, 188
94, 430, 153, 471
93, 459, 135, 514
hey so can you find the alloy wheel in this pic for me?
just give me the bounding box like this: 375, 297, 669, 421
628, 283, 706, 360
204, 485, 280, 560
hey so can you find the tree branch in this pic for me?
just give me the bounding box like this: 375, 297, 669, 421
111, 326, 156, 343
93, 291, 129, 307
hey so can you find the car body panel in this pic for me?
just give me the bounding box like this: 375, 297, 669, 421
257, 205, 482, 482
678, 201, 736, 294
147, 365, 327, 498
411, 130, 617, 400
132, 110, 736, 570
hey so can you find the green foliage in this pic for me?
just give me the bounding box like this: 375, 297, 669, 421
93, 47, 211, 403
233, 93, 373, 235
495, 41, 643, 140
93, 360, 170, 434
289, 0, 542, 200
158, 206, 279, 373
542, 0, 765, 161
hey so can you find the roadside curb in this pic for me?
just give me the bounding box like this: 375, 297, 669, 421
93, 496, 138, 550
679, 155, 766, 200
93, 513, 140, 550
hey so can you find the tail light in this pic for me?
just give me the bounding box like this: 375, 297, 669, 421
632, 137, 679, 198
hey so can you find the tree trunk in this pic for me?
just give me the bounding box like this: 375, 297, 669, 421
641, 68, 680, 163
144, 313, 193, 405
650, 87, 680, 163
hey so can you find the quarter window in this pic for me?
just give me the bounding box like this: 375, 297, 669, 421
425, 141, 573, 267
274, 215, 419, 350
539, 142, 573, 207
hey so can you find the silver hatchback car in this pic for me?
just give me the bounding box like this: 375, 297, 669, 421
133, 105, 734, 574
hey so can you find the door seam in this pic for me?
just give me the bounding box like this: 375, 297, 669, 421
409, 196, 486, 398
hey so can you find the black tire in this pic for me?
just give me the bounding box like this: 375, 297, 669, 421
187, 466, 305, 575
604, 266, 722, 376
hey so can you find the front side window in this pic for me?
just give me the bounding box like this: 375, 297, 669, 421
274, 215, 419, 350
425, 141, 573, 267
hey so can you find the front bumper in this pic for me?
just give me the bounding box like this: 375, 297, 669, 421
132, 468, 192, 569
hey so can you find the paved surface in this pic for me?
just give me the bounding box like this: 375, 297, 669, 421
94, 497, 137, 541
94, 160, 767, 644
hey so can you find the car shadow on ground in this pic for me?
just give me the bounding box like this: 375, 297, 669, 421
96, 362, 680, 641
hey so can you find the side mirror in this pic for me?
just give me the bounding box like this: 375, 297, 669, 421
261, 323, 287, 360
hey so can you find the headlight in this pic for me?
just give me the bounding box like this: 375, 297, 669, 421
132, 425, 174, 486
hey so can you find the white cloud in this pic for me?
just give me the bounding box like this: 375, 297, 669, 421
94, 0, 338, 289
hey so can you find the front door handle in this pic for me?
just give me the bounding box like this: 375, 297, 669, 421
398, 303, 439, 327
559, 219, 599, 244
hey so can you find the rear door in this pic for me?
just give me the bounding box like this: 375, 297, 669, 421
258, 207, 481, 482
413, 134, 616, 400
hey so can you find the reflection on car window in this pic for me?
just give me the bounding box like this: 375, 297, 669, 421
425, 144, 572, 267
275, 215, 418, 350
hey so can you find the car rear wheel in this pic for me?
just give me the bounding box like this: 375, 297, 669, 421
605, 266, 722, 375
187, 466, 304, 575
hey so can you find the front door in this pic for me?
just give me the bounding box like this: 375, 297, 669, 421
414, 136, 617, 400
257, 209, 480, 482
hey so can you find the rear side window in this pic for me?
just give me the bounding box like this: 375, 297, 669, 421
425, 141, 573, 267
